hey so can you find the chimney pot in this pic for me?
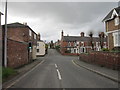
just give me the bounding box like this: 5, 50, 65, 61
80, 32, 84, 37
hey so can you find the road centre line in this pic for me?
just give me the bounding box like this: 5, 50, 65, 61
55, 64, 58, 68
55, 64, 62, 80
56, 69, 62, 80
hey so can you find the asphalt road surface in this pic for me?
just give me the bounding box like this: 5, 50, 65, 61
11, 49, 118, 88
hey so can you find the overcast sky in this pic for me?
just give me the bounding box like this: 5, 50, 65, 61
1, 2, 119, 42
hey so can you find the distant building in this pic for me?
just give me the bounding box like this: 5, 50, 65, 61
55, 40, 61, 47
50, 40, 54, 49
2, 22, 37, 68
60, 31, 107, 55
36, 33, 45, 56
102, 6, 120, 50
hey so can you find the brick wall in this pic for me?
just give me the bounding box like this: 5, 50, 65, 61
108, 33, 114, 50
79, 51, 120, 69
106, 16, 120, 31
7, 39, 28, 68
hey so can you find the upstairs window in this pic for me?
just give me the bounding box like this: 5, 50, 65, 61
29, 30, 32, 36
96, 42, 99, 47
68, 42, 71, 47
34, 34, 36, 39
115, 17, 119, 26
37, 43, 39, 46
81, 42, 84, 46
74, 42, 77, 46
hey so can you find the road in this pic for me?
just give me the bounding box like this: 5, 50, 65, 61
10, 49, 118, 88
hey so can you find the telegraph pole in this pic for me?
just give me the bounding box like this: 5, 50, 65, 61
4, 0, 7, 67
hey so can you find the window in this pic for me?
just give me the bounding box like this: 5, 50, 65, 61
29, 30, 32, 36
114, 17, 119, 26
113, 32, 120, 47
74, 42, 77, 47
96, 42, 98, 47
81, 42, 84, 46
68, 42, 71, 47
37, 49, 39, 52
34, 34, 36, 39
74, 49, 76, 53
37, 43, 39, 46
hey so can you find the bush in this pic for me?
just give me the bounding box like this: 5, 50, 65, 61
2, 67, 17, 79
101, 48, 109, 51
65, 50, 71, 53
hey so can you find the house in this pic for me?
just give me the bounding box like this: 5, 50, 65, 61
102, 6, 120, 50
36, 33, 45, 56
60, 31, 107, 55
2, 22, 37, 68
55, 40, 61, 47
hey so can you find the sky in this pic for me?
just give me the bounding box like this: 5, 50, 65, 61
0, 1, 119, 42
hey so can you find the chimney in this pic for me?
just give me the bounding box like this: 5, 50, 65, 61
101, 32, 105, 38
80, 32, 84, 37
23, 22, 27, 26
37, 33, 40, 40
61, 30, 64, 37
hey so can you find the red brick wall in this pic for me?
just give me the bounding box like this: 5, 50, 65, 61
79, 51, 120, 69
62, 53, 79, 56
7, 27, 29, 42
106, 16, 120, 32
7, 39, 28, 68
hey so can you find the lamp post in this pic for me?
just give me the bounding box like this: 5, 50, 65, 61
4, 0, 7, 67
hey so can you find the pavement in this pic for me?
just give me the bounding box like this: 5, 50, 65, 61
2, 49, 119, 88
2, 57, 44, 88
73, 59, 119, 83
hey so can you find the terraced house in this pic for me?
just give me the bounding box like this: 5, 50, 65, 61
103, 5, 120, 50
60, 31, 107, 55
2, 22, 37, 68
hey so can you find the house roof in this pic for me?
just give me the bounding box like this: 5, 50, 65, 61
2, 22, 37, 35
62, 36, 107, 42
37, 40, 44, 42
102, 6, 120, 22
0, 12, 3, 15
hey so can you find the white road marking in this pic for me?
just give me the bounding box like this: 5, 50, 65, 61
6, 59, 45, 89
56, 69, 62, 80
55, 64, 58, 68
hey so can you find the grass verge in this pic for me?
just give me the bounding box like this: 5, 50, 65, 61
2, 67, 18, 82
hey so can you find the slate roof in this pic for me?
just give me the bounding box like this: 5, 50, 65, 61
0, 12, 3, 15
2, 22, 37, 35
102, 6, 120, 22
5, 22, 28, 28
38, 40, 44, 42
62, 36, 107, 42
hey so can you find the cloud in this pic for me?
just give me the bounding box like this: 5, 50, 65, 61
1, 2, 118, 42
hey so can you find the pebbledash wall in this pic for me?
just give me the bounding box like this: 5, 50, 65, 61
7, 39, 28, 68
79, 51, 120, 70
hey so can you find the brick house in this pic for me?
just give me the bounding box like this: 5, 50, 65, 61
60, 31, 107, 55
102, 6, 120, 50
2, 22, 37, 68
